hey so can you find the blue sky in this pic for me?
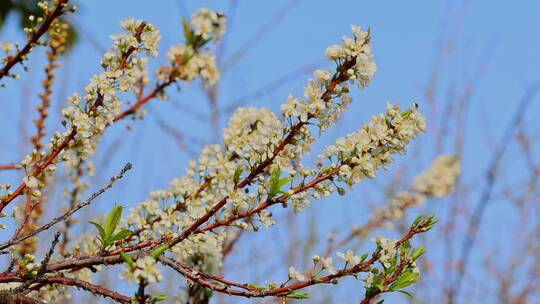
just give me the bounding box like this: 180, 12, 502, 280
1, 0, 540, 303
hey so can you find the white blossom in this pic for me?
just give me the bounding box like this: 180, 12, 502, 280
288, 266, 306, 281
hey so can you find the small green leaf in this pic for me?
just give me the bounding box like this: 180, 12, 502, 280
120, 252, 135, 268
89, 221, 106, 243
320, 164, 333, 174
360, 253, 369, 263
401, 109, 413, 118
390, 271, 420, 290
268, 167, 282, 199
246, 283, 264, 290
287, 292, 310, 299
411, 215, 423, 228
181, 18, 192, 43
396, 290, 416, 303
105, 205, 123, 239
150, 245, 170, 259
150, 294, 167, 303
233, 166, 243, 184
110, 229, 133, 243
410, 245, 425, 261
270, 167, 280, 183
420, 215, 438, 232
198, 37, 213, 47
337, 187, 346, 196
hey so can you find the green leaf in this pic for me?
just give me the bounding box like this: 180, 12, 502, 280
278, 177, 292, 189
198, 37, 213, 48
420, 215, 438, 232
268, 167, 281, 199
390, 271, 420, 290
286, 292, 310, 299
246, 283, 264, 290
276, 177, 293, 196
401, 109, 413, 118
410, 215, 423, 228
233, 166, 243, 184
89, 221, 106, 243
150, 245, 170, 259
110, 229, 133, 243
396, 290, 416, 303
360, 253, 369, 263
320, 164, 333, 174
270, 166, 281, 182
150, 294, 167, 303
337, 186, 346, 196
181, 18, 192, 43
120, 252, 135, 268
410, 245, 425, 261
105, 205, 123, 239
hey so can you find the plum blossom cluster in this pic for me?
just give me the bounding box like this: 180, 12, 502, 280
120, 256, 163, 284
159, 9, 226, 87
61, 18, 158, 133
190, 8, 227, 41
373, 236, 398, 268
325, 25, 377, 89
164, 46, 219, 86
413, 154, 461, 197
320, 102, 426, 186
223, 107, 283, 165
368, 155, 461, 227
281, 26, 375, 132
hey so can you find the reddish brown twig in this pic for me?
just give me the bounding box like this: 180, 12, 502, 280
159, 223, 427, 299
0, 164, 19, 171
0, 0, 69, 81
3, 275, 131, 303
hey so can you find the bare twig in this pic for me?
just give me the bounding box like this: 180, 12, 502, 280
0, 164, 19, 171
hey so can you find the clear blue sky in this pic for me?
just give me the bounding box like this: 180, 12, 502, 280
1, 0, 540, 303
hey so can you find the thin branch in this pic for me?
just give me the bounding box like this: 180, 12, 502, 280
37, 277, 132, 303
4, 275, 131, 304
0, 164, 19, 171
159, 223, 427, 299
38, 231, 61, 275
0, 163, 132, 251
